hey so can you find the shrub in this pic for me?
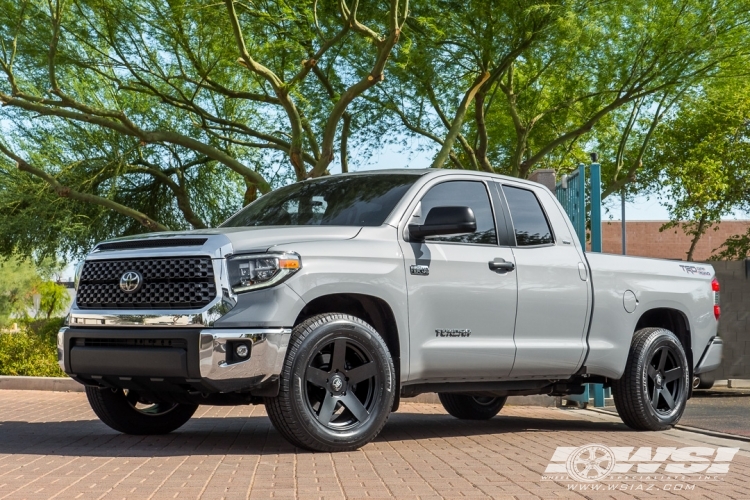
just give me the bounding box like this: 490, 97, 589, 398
0, 318, 65, 377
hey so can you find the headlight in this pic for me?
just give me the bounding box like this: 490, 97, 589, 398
73, 261, 84, 291
227, 252, 301, 293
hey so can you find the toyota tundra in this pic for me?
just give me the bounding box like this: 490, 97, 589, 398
58, 169, 723, 451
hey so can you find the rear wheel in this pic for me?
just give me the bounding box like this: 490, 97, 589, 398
265, 313, 395, 452
613, 328, 690, 431
438, 393, 507, 420
85, 387, 197, 434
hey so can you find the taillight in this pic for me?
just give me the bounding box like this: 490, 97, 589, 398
712, 277, 720, 320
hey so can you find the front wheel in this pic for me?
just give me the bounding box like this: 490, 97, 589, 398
438, 393, 507, 420
85, 387, 197, 434
265, 313, 395, 452
613, 328, 690, 431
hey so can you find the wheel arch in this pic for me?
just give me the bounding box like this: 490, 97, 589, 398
294, 293, 401, 393
634, 307, 692, 376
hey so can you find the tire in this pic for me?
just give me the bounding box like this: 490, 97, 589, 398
613, 327, 690, 431
85, 386, 198, 435
694, 372, 715, 390
438, 393, 507, 420
265, 313, 395, 452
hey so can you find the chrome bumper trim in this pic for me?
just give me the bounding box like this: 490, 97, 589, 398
695, 336, 723, 375
57, 327, 66, 372
199, 328, 292, 393
58, 326, 293, 394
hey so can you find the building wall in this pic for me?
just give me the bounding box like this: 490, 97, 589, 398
704, 260, 750, 380
599, 220, 750, 261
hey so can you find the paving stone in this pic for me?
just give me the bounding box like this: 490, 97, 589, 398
0, 390, 749, 498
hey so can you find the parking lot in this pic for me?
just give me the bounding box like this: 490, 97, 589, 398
1, 390, 750, 499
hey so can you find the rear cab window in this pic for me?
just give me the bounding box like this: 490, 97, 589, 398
501, 185, 554, 246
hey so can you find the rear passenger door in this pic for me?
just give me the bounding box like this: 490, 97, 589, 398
498, 182, 590, 378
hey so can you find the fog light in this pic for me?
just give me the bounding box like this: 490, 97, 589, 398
235, 344, 249, 358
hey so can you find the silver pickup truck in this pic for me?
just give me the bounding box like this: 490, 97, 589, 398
59, 169, 722, 451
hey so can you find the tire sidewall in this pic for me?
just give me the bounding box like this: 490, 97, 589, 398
287, 318, 394, 448
639, 330, 690, 427
469, 396, 506, 416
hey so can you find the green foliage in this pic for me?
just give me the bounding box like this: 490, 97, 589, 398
0, 257, 67, 326
0, 0, 749, 261
37, 281, 70, 320
0, 0, 407, 258
0, 318, 66, 377
646, 77, 750, 260
379, 0, 750, 185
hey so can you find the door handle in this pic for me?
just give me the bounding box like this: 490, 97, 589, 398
489, 258, 515, 272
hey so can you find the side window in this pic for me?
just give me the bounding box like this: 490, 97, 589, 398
418, 181, 497, 244
502, 186, 554, 246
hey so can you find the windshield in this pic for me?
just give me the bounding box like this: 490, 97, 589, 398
221, 174, 419, 227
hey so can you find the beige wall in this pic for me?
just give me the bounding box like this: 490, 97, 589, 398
599, 220, 750, 261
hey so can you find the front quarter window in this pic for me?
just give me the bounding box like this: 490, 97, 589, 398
222, 174, 418, 228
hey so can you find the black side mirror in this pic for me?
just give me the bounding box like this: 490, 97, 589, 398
409, 206, 477, 240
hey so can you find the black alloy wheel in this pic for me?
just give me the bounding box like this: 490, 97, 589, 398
646, 345, 686, 417
304, 337, 379, 429
85, 386, 198, 434
265, 313, 395, 452
613, 327, 690, 431
123, 389, 180, 416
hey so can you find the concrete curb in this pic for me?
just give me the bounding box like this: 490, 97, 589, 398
0, 376, 83, 392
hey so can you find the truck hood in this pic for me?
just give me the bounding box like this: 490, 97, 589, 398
98, 226, 361, 255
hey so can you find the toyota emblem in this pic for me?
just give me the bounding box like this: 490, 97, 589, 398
119, 271, 142, 293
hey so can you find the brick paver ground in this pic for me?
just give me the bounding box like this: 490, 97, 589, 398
0, 390, 749, 499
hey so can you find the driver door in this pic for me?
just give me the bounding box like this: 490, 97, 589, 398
399, 179, 518, 382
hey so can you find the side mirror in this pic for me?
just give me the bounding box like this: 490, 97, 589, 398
409, 206, 476, 240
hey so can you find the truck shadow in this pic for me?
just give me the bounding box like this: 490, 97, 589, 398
0, 410, 628, 458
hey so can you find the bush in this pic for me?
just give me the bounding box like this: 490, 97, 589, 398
0, 318, 66, 377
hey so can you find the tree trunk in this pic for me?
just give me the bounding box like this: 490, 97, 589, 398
686, 215, 708, 261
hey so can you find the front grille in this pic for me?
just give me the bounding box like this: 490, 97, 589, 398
74, 338, 188, 349
76, 257, 216, 309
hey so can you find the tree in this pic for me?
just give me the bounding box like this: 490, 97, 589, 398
37, 281, 69, 319
645, 77, 750, 261
0, 257, 67, 325
0, 0, 408, 256
2, 0, 750, 261
375, 0, 750, 187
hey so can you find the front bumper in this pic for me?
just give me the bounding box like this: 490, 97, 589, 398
694, 336, 723, 374
58, 326, 291, 395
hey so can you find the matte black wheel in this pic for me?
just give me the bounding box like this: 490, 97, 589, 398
265, 313, 395, 452
438, 393, 507, 420
613, 328, 690, 431
85, 387, 197, 435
